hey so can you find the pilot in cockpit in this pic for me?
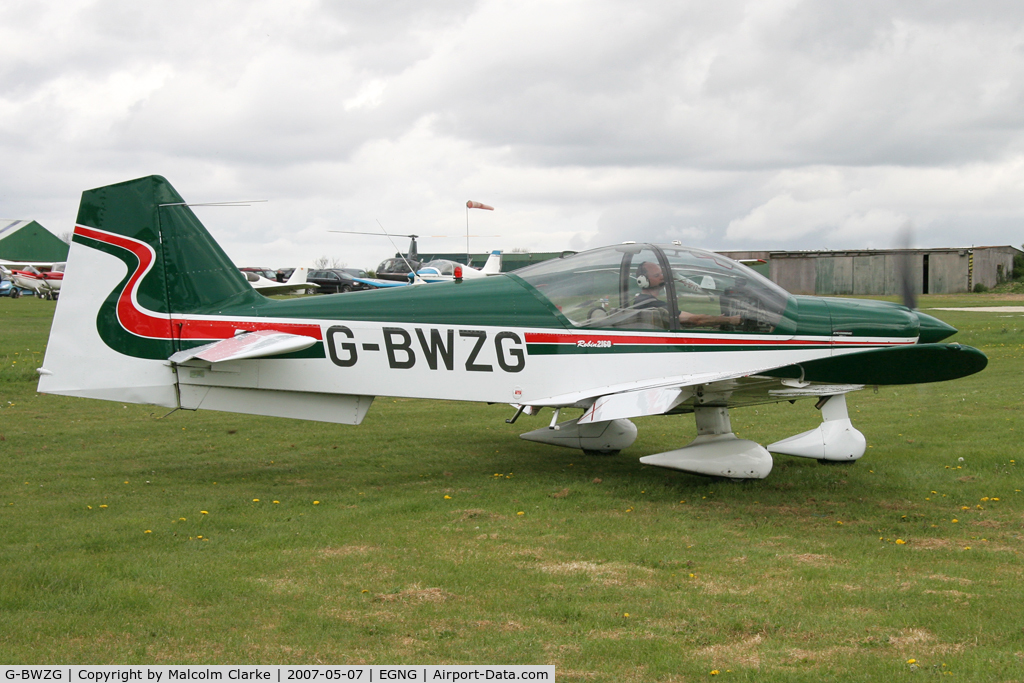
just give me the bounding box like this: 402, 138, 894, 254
633, 261, 741, 328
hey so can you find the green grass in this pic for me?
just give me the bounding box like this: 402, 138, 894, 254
1, 295, 1023, 680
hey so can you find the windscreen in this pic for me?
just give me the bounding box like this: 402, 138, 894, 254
516, 244, 791, 333
515, 247, 625, 326
420, 260, 456, 276
662, 247, 790, 333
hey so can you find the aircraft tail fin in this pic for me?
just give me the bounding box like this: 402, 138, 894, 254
286, 266, 309, 286
482, 250, 502, 275
37, 175, 262, 406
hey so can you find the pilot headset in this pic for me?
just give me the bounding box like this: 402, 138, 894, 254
636, 262, 653, 289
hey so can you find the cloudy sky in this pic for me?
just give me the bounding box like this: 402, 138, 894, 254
3, 0, 1024, 270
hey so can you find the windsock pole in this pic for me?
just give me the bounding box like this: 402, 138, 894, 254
465, 200, 494, 266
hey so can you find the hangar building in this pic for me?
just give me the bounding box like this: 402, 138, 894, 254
0, 220, 70, 263
718, 246, 1022, 295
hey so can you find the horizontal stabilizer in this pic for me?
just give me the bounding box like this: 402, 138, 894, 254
169, 330, 317, 364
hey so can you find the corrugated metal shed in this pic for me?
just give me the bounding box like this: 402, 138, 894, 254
718, 246, 1022, 295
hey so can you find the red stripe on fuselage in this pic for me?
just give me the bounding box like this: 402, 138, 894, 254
523, 332, 913, 347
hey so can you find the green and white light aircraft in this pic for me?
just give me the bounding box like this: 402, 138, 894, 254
37, 176, 987, 479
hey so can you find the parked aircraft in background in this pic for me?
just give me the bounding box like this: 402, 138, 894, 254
38, 176, 987, 480
331, 231, 500, 284
10, 263, 64, 299
361, 251, 503, 288
240, 266, 316, 295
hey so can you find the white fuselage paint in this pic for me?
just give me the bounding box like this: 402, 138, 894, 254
40, 232, 914, 418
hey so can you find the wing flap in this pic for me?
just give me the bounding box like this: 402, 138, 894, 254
578, 386, 690, 424
766, 383, 865, 398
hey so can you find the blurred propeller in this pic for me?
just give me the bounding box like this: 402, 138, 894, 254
896, 222, 917, 310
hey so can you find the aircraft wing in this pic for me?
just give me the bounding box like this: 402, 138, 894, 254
353, 277, 408, 288
0, 259, 59, 271
576, 375, 866, 424
169, 330, 318, 364
252, 281, 319, 295
531, 340, 984, 424
520, 359, 865, 425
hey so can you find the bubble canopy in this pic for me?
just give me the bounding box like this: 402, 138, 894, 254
513, 244, 793, 333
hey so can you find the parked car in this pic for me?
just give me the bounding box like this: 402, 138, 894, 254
0, 272, 22, 298
307, 268, 374, 293
240, 267, 278, 280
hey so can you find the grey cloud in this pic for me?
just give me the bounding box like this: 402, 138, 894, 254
3, 0, 1024, 270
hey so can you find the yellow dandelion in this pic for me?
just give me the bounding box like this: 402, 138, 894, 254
517, 511, 524, 516
252, 498, 259, 502
992, 497, 1000, 501
907, 659, 916, 664
895, 539, 906, 545
273, 500, 280, 504
144, 530, 152, 534
87, 506, 92, 510
710, 671, 720, 676
836, 520, 843, 525
951, 519, 959, 523
981, 496, 989, 502
623, 613, 630, 618
361, 589, 369, 593
201, 510, 208, 514
99, 504, 108, 508
197, 535, 203, 539
444, 495, 451, 499
179, 517, 186, 521
313, 501, 320, 505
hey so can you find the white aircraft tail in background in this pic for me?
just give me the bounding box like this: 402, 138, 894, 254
480, 250, 502, 275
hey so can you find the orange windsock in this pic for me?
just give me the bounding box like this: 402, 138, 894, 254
466, 200, 494, 210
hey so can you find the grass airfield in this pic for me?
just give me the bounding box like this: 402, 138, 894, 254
1, 295, 1023, 681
